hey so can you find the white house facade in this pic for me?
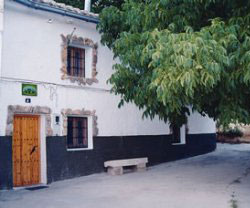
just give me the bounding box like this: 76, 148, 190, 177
0, 0, 216, 189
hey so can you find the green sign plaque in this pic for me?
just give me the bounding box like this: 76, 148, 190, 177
22, 84, 38, 96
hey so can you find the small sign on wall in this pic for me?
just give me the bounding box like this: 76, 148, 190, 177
25, 98, 31, 103
22, 83, 38, 96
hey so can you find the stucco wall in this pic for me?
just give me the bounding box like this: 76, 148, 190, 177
1, 1, 112, 89
0, 0, 4, 78
188, 111, 215, 134
0, 0, 216, 137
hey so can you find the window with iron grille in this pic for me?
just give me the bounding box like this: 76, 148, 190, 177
67, 47, 85, 77
170, 125, 186, 144
171, 125, 181, 143
67, 117, 88, 149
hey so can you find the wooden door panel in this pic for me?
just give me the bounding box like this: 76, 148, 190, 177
30, 117, 40, 185
13, 117, 22, 186
13, 115, 40, 187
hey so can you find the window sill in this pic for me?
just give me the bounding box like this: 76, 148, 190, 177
67, 147, 93, 152
66, 74, 84, 78
63, 74, 98, 86
172, 143, 186, 146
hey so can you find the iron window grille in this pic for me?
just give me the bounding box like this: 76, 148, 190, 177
67, 117, 88, 149
67, 46, 85, 77
171, 124, 181, 144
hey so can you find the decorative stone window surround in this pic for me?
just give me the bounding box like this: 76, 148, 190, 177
61, 108, 98, 137
61, 34, 98, 86
6, 105, 53, 136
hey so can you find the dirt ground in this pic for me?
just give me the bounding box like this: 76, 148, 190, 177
241, 136, 250, 143
217, 135, 250, 144
0, 143, 250, 208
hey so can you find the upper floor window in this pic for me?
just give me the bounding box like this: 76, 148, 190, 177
61, 34, 98, 86
67, 47, 85, 77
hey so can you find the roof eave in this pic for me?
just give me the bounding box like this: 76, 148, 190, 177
13, 0, 100, 24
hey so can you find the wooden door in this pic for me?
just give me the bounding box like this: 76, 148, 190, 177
13, 115, 40, 187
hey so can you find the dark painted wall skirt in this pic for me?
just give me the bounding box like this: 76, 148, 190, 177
0, 136, 13, 189
0, 134, 216, 189
46, 134, 216, 184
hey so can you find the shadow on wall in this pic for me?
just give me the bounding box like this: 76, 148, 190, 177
46, 134, 216, 184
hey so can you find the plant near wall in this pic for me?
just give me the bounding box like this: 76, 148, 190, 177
97, 0, 250, 128
92, 0, 124, 13
217, 127, 243, 139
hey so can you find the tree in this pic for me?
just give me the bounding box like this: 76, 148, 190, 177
91, 0, 124, 13
54, 0, 84, 10
54, 0, 124, 13
97, 0, 250, 127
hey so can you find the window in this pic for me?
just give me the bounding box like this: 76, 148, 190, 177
171, 125, 181, 143
171, 125, 186, 145
67, 47, 85, 77
67, 117, 88, 149
61, 35, 98, 85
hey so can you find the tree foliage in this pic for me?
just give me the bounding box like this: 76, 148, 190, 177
54, 0, 83, 10
97, 0, 250, 127
54, 0, 124, 13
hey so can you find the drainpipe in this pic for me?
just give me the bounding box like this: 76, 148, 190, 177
84, 0, 91, 12
13, 0, 99, 24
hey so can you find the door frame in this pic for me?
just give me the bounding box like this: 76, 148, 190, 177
12, 114, 47, 187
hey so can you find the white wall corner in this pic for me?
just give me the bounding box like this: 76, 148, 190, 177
0, 0, 4, 18
0, 0, 4, 40
0, 0, 4, 75
0, 0, 4, 113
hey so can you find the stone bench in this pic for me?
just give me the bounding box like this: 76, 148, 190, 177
104, 157, 148, 175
